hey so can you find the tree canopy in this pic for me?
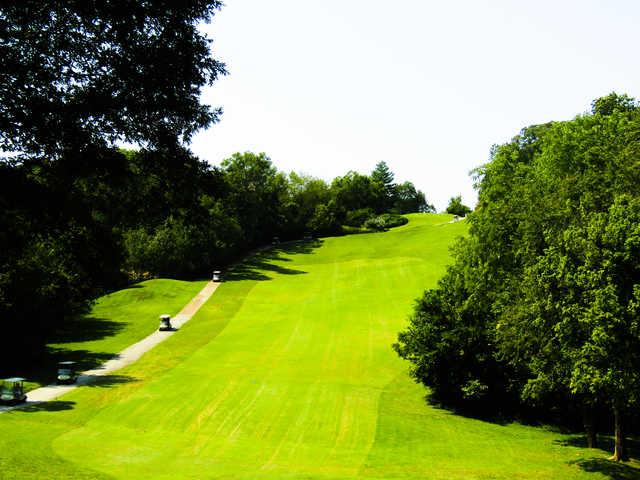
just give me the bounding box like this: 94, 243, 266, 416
0, 1, 225, 157
0, 2, 226, 368
395, 93, 640, 461
0, 3, 440, 400
445, 195, 472, 216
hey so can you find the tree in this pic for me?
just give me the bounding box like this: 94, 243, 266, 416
307, 201, 342, 236
0, 2, 226, 368
0, 1, 226, 157
591, 92, 638, 116
371, 161, 394, 185
509, 198, 640, 459
331, 171, 385, 217
394, 181, 434, 213
492, 104, 640, 459
445, 195, 472, 216
395, 94, 640, 460
284, 172, 330, 236
221, 152, 289, 246
394, 236, 519, 412
371, 161, 396, 207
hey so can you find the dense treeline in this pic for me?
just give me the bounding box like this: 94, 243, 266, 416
120, 153, 432, 281
394, 93, 640, 461
1, 1, 225, 369
0, 2, 435, 372
445, 195, 472, 217
0, 147, 431, 369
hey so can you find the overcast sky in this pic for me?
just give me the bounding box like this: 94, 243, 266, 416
191, 0, 640, 211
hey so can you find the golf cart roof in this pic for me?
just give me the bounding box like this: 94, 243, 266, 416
4, 377, 25, 382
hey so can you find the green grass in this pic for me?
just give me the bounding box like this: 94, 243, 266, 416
24, 279, 208, 390
1, 214, 638, 479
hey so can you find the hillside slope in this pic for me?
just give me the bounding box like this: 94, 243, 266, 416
0, 214, 628, 479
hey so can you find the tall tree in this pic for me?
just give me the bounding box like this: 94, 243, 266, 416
371, 161, 396, 211
445, 195, 472, 216
0, 1, 226, 158
0, 2, 226, 368
221, 152, 288, 247
331, 171, 385, 216
394, 181, 434, 213
395, 94, 640, 460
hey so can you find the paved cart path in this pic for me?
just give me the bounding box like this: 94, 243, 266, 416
0, 281, 220, 413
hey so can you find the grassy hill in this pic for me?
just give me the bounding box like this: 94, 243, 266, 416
0, 213, 636, 479
21, 279, 208, 391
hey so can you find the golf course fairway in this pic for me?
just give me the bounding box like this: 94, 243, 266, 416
0, 214, 631, 479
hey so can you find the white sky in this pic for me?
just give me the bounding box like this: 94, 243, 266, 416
191, 0, 640, 211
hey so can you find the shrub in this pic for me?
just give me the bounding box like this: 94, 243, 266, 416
306, 203, 342, 236
344, 208, 374, 227
364, 214, 408, 231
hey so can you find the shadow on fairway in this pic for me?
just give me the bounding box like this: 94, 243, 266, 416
568, 458, 640, 480
7, 375, 137, 414
20, 349, 121, 392
10, 400, 77, 413
422, 392, 514, 426
226, 239, 323, 282
81, 374, 137, 388
6, 376, 135, 414
558, 435, 640, 456
48, 316, 124, 344
558, 435, 640, 478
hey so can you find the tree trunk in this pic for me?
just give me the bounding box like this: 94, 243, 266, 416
609, 404, 627, 462
582, 404, 597, 449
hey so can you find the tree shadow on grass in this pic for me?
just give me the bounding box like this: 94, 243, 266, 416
422, 392, 515, 426
225, 239, 323, 282
557, 435, 640, 458
275, 238, 324, 256
558, 435, 640, 479
568, 458, 640, 480
4, 375, 136, 414
423, 394, 640, 479
47, 316, 124, 344
78, 374, 137, 388
21, 349, 122, 390
9, 400, 77, 413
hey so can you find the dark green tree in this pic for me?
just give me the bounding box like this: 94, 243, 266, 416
371, 162, 396, 213
307, 201, 342, 236
0, 2, 226, 368
393, 181, 434, 213
395, 94, 640, 460
445, 195, 472, 216
0, 1, 226, 157
221, 152, 289, 247
283, 172, 330, 236
331, 171, 385, 217
371, 161, 395, 195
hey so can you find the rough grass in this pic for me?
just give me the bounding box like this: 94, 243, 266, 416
23, 279, 208, 390
1, 214, 638, 479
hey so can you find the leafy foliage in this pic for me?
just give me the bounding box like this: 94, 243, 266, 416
0, 2, 225, 369
0, 1, 225, 157
394, 181, 435, 213
0, 3, 436, 378
345, 208, 375, 227
364, 213, 409, 231
445, 195, 472, 216
395, 93, 640, 458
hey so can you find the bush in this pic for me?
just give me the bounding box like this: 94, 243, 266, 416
379, 213, 409, 228
363, 214, 408, 231
306, 203, 342, 236
344, 208, 374, 227
445, 195, 472, 216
